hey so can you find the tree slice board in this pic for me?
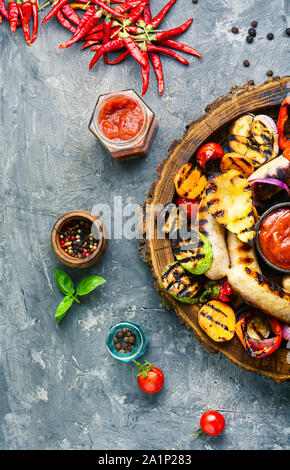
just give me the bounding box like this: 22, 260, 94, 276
138, 76, 290, 383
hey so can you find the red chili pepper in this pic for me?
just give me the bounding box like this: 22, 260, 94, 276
0, 13, 2, 22
41, 0, 69, 25
17, 0, 31, 45
61, 3, 80, 25
83, 22, 103, 37
151, 0, 176, 27
160, 39, 201, 60
103, 17, 112, 64
236, 311, 282, 358
277, 97, 290, 153
8, 0, 19, 34
59, 6, 102, 49
57, 8, 76, 33
90, 0, 124, 18
116, 0, 142, 14
89, 38, 124, 68
82, 39, 101, 49
127, 0, 147, 23
83, 31, 104, 41
123, 36, 149, 69
30, 0, 38, 43
0, 0, 9, 20
140, 48, 150, 95
22, 0, 31, 23
146, 44, 189, 65
106, 49, 129, 64
153, 18, 193, 42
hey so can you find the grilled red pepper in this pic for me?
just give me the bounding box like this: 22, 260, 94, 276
30, 0, 38, 43
277, 97, 290, 156
0, 0, 9, 20
8, 0, 19, 34
236, 311, 282, 358
199, 278, 232, 305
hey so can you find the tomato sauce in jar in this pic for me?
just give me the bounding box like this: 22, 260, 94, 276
259, 207, 290, 270
98, 96, 145, 142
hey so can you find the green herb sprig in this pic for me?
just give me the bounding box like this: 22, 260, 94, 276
54, 269, 106, 324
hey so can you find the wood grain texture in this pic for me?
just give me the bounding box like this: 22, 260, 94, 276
139, 77, 290, 383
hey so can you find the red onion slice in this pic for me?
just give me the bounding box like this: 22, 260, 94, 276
249, 178, 290, 196
281, 323, 290, 341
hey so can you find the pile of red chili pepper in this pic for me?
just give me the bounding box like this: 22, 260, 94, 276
1, 0, 38, 45
1, 0, 201, 95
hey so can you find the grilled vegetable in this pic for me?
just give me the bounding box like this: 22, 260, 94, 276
196, 142, 224, 174
198, 300, 236, 342
282, 274, 290, 292
157, 202, 187, 238
161, 262, 200, 304
228, 114, 279, 168
235, 310, 282, 358
176, 196, 200, 224
248, 155, 290, 200
205, 170, 256, 244
174, 163, 207, 199
172, 230, 213, 275
220, 152, 255, 177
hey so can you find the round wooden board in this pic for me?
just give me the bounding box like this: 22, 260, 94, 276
138, 76, 290, 383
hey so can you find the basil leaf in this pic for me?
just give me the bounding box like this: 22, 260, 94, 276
55, 269, 75, 295
55, 295, 74, 324
76, 275, 106, 296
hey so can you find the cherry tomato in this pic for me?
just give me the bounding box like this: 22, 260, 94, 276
176, 196, 200, 223
200, 411, 225, 436
196, 143, 224, 174
134, 360, 164, 394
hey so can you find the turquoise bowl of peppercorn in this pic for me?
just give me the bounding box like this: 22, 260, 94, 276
106, 321, 149, 362
51, 210, 108, 269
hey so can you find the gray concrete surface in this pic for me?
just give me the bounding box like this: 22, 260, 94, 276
0, 0, 290, 450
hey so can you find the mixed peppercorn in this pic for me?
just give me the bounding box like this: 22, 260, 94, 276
113, 328, 137, 354
59, 219, 99, 259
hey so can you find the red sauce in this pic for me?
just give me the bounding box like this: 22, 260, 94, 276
259, 208, 290, 270
98, 96, 144, 142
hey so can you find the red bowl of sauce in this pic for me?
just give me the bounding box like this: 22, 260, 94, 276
255, 202, 290, 273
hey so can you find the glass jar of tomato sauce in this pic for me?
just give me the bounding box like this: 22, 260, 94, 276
89, 89, 158, 160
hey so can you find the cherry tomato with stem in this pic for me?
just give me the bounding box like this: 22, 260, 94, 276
133, 360, 164, 394
196, 143, 224, 174
191, 410, 225, 437
176, 196, 200, 224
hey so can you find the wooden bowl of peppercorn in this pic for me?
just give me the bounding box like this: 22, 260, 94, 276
51, 210, 108, 268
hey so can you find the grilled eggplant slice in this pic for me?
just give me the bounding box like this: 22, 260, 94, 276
198, 300, 236, 342
174, 163, 207, 199
172, 230, 213, 275
221, 152, 255, 177
157, 203, 187, 238
205, 170, 256, 244
161, 262, 200, 304
228, 114, 279, 168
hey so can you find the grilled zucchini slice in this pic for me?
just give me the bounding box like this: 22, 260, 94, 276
172, 230, 213, 275
205, 170, 256, 244
161, 262, 200, 304
198, 300, 236, 342
174, 163, 207, 199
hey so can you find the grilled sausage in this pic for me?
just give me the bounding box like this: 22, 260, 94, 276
227, 231, 261, 272
282, 275, 290, 293
198, 195, 229, 280
227, 266, 290, 324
